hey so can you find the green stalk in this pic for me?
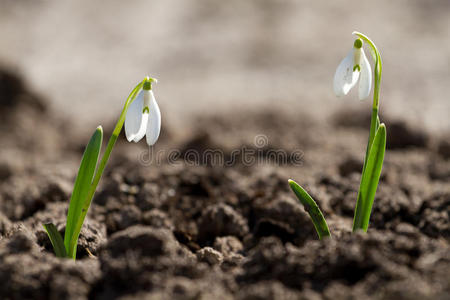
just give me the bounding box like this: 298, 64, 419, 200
66, 80, 144, 258
352, 32, 385, 232
363, 107, 379, 168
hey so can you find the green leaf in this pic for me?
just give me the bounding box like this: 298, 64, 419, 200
288, 179, 331, 239
64, 126, 103, 259
43, 223, 67, 258
353, 124, 386, 232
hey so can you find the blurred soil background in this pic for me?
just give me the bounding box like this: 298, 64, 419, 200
0, 0, 449, 134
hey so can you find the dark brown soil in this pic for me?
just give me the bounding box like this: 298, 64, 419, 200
0, 68, 449, 300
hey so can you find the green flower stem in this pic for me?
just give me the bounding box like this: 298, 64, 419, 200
352, 32, 385, 232
365, 107, 379, 166
353, 31, 382, 109
89, 80, 144, 192
67, 80, 145, 255
354, 31, 382, 149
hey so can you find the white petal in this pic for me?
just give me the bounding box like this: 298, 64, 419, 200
124, 91, 144, 142
358, 49, 372, 100
333, 50, 360, 97
145, 91, 161, 146
131, 112, 147, 142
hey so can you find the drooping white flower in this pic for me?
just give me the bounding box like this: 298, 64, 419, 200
333, 38, 372, 100
125, 78, 161, 146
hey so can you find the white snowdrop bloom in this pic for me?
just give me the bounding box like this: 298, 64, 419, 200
333, 38, 372, 100
125, 78, 161, 146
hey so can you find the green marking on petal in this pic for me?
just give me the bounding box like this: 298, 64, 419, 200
143, 106, 150, 114
353, 65, 361, 72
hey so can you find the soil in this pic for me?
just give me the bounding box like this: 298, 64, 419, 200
0, 68, 449, 300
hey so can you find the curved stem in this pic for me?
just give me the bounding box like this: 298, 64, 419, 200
353, 31, 383, 153
68, 80, 144, 253
352, 31, 382, 110
90, 80, 144, 200
352, 32, 384, 232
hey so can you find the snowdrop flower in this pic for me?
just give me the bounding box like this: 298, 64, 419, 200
125, 77, 161, 146
333, 38, 372, 100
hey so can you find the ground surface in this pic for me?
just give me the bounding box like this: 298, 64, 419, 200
0, 1, 449, 299
0, 68, 449, 299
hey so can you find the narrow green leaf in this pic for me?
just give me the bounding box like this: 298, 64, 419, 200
353, 124, 386, 232
288, 179, 331, 239
43, 223, 67, 258
64, 126, 103, 259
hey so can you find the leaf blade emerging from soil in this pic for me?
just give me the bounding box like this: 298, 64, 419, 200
288, 179, 331, 239
64, 126, 103, 259
43, 223, 67, 258
353, 124, 386, 232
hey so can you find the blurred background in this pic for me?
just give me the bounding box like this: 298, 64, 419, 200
0, 0, 449, 135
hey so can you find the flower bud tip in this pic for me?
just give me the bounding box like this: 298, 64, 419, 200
143, 76, 158, 90
354, 38, 363, 49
